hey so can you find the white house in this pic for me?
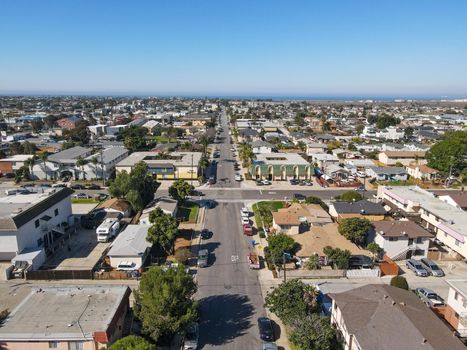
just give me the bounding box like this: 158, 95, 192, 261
444, 280, 467, 337
406, 163, 439, 181
378, 186, 467, 259
368, 220, 432, 261
0, 187, 74, 267
306, 142, 327, 156
107, 224, 152, 270
251, 140, 274, 154
375, 126, 405, 140
310, 153, 339, 168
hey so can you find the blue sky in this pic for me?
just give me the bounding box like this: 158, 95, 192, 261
1, 0, 467, 97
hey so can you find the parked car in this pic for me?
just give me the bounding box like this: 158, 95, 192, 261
73, 193, 90, 199
40, 183, 51, 188
71, 184, 85, 190
258, 317, 274, 342
289, 179, 298, 185
183, 322, 199, 350
240, 208, 249, 217
52, 183, 66, 188
355, 186, 366, 192
349, 255, 373, 269
262, 343, 278, 350
208, 176, 216, 184
235, 174, 242, 181
261, 179, 271, 185
415, 288, 445, 307
116, 261, 137, 271
241, 217, 250, 225
201, 229, 212, 240
356, 171, 367, 178
197, 249, 209, 268
406, 259, 428, 277
96, 193, 109, 201
87, 183, 101, 190
304, 180, 313, 186
293, 193, 306, 201
243, 224, 253, 235
420, 258, 445, 277
256, 180, 263, 186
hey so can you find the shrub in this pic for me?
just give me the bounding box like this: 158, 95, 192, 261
305, 254, 321, 270
390, 275, 409, 290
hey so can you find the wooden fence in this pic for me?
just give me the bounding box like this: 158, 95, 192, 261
25, 269, 93, 280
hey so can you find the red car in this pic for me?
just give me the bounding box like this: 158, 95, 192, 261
243, 224, 253, 235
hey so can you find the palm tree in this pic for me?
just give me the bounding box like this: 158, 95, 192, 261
238, 143, 255, 167
40, 152, 49, 181
24, 155, 37, 179
76, 156, 87, 180
199, 155, 210, 179
199, 135, 209, 156
231, 127, 239, 142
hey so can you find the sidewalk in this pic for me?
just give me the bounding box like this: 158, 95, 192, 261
246, 202, 291, 350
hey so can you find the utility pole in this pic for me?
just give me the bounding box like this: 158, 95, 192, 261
190, 154, 194, 186
100, 148, 105, 187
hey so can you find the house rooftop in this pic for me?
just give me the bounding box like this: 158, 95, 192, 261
369, 166, 407, 175
116, 151, 202, 168
48, 146, 91, 163
329, 284, 466, 350
332, 200, 387, 215
372, 220, 433, 238
107, 224, 151, 259
254, 153, 309, 166
446, 279, 467, 298
381, 150, 426, 158
0, 286, 131, 341
0, 188, 74, 230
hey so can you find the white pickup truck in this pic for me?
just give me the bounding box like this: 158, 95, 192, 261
415, 288, 445, 307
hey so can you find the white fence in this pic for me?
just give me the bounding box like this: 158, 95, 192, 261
346, 268, 381, 278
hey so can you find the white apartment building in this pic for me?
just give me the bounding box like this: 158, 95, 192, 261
377, 186, 467, 259
445, 280, 467, 337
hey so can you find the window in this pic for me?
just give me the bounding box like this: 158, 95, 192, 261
54, 208, 59, 216
416, 237, 423, 244
49, 341, 59, 348
455, 240, 461, 247
455, 292, 459, 300
35, 219, 40, 228
37, 238, 43, 247
388, 237, 398, 241
69, 341, 84, 350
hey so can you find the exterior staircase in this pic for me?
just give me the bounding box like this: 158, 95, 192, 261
390, 244, 419, 261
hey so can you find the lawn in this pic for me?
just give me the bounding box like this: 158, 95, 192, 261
177, 202, 200, 223
252, 201, 284, 228
71, 198, 99, 204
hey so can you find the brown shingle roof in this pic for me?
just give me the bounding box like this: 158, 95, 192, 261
97, 198, 130, 212
372, 220, 433, 238
329, 284, 465, 350
383, 150, 426, 158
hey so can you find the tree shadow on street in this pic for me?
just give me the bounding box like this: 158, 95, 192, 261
198, 294, 254, 348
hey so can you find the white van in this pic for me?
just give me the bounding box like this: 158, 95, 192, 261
96, 218, 120, 242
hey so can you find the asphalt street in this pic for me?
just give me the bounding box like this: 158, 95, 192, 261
195, 109, 266, 349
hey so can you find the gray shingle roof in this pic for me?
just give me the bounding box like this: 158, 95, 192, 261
107, 224, 152, 257
48, 146, 91, 163
332, 200, 387, 215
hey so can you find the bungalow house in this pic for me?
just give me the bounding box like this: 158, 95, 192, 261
368, 220, 433, 261
329, 284, 466, 350
140, 197, 178, 224
272, 203, 332, 235
107, 224, 152, 270
329, 200, 387, 222
406, 163, 439, 181
324, 163, 350, 181
444, 280, 467, 338
367, 166, 408, 181
378, 150, 426, 166
238, 128, 259, 142
97, 198, 132, 218
251, 140, 274, 154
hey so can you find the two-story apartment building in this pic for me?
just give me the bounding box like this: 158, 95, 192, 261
378, 186, 467, 259
378, 150, 426, 166
0, 187, 74, 267
445, 280, 467, 338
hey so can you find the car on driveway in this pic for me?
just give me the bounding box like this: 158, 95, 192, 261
406, 259, 428, 277
258, 317, 274, 342
183, 322, 199, 350
415, 288, 445, 307
420, 258, 445, 277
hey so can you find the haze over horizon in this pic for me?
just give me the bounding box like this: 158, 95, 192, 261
1, 0, 467, 97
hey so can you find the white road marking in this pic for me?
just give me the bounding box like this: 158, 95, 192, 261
259, 189, 263, 195
268, 192, 276, 194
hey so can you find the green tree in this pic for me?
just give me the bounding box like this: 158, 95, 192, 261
238, 142, 255, 166
375, 115, 400, 129
366, 242, 382, 261
266, 234, 296, 266
199, 155, 210, 179
24, 156, 37, 178
426, 130, 467, 174
289, 314, 338, 350
338, 217, 371, 245
304, 196, 328, 211
404, 126, 414, 139
147, 207, 178, 254
109, 335, 154, 350
108, 162, 156, 211
265, 279, 319, 325
63, 120, 90, 145
134, 266, 198, 343
323, 246, 351, 269
75, 156, 87, 180
305, 254, 321, 270
231, 127, 239, 141
335, 191, 363, 202
168, 179, 194, 203
297, 140, 307, 152
390, 275, 409, 290
119, 126, 148, 151
31, 120, 44, 133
